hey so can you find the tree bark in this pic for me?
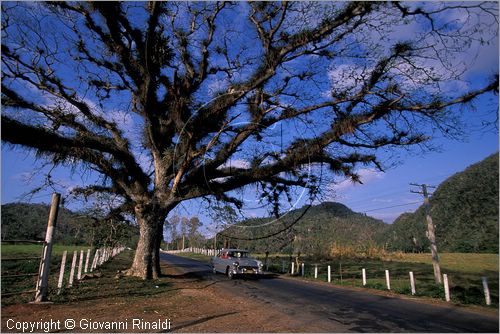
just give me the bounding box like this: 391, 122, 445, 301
153, 220, 165, 276
126, 207, 165, 279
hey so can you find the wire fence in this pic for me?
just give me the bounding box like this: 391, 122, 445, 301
1, 240, 46, 297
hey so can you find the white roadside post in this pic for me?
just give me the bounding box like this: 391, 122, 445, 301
443, 274, 450, 302
68, 251, 77, 287
77, 250, 84, 280
301, 263, 305, 277
385, 270, 391, 290
482, 277, 491, 306
327, 265, 331, 283
282, 261, 285, 273
84, 249, 91, 273
314, 265, 318, 279
91, 249, 99, 271
291, 262, 294, 275
409, 271, 416, 295
362, 268, 366, 286
57, 250, 67, 295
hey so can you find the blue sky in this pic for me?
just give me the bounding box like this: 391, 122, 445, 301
1, 2, 498, 238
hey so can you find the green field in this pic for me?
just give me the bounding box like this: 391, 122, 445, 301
393, 253, 499, 273
1, 244, 93, 305
1, 244, 91, 257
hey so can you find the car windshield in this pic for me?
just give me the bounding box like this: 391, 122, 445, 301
229, 251, 248, 258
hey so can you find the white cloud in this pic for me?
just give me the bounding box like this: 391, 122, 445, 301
207, 78, 229, 96
321, 168, 385, 203
371, 198, 393, 204
219, 159, 250, 170
135, 152, 153, 174
105, 110, 134, 130
327, 64, 368, 92
329, 168, 385, 193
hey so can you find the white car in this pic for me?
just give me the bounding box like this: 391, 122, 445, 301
210, 248, 263, 279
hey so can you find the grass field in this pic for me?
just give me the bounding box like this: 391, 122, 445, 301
1, 244, 93, 305
394, 253, 499, 273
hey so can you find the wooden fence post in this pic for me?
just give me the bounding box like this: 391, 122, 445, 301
99, 248, 105, 265
77, 250, 84, 280
57, 250, 67, 295
35, 193, 61, 302
91, 249, 99, 271
84, 249, 91, 273
409, 271, 416, 295
482, 277, 491, 306
68, 251, 77, 287
385, 270, 391, 290
443, 274, 450, 302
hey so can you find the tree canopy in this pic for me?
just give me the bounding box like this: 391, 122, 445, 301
1, 1, 498, 278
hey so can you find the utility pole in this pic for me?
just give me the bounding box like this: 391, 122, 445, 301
411, 183, 441, 284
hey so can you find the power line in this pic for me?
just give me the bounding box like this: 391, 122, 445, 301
362, 201, 421, 213
340, 189, 409, 206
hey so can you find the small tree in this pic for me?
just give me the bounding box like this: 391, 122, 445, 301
1, 2, 497, 279
169, 215, 180, 250
188, 216, 202, 248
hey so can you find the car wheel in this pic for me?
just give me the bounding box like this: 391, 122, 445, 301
212, 266, 217, 274
227, 267, 233, 279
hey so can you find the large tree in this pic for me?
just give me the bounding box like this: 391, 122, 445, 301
1, 2, 498, 279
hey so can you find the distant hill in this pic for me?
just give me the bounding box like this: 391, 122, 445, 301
220, 201, 388, 256
1, 202, 139, 247
385, 153, 499, 253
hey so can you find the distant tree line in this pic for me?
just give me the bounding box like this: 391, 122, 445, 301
164, 215, 204, 250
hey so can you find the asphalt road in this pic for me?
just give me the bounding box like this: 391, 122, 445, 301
160, 253, 499, 333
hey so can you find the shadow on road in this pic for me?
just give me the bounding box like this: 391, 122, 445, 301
164, 312, 239, 332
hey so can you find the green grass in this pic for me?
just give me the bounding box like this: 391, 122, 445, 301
394, 253, 499, 273
258, 253, 499, 308
1, 244, 90, 257
175, 253, 212, 262
170, 252, 212, 262
1, 244, 93, 305
51, 249, 171, 304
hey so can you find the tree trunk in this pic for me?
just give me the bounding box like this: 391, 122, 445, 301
153, 220, 164, 276
126, 206, 166, 279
